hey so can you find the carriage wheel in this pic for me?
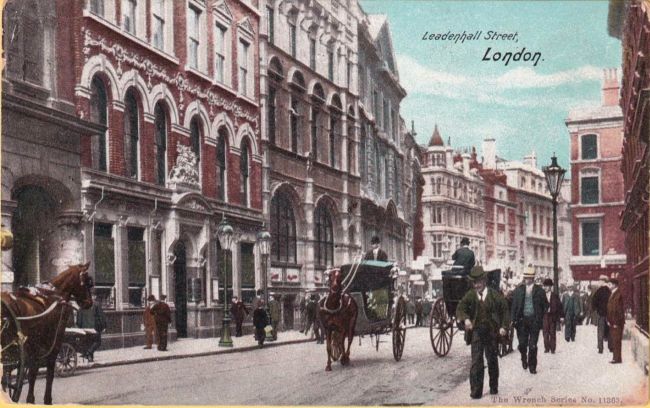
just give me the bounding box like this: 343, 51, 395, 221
392, 296, 406, 361
1, 302, 26, 402
55, 343, 77, 378
429, 298, 453, 357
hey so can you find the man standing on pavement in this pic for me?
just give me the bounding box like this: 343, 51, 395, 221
562, 285, 582, 342
152, 294, 172, 351
268, 293, 281, 340
607, 277, 624, 364
541, 279, 563, 354
230, 296, 249, 337
415, 298, 423, 327
451, 237, 475, 276
143, 295, 157, 349
76, 292, 106, 362
511, 266, 548, 374
592, 275, 612, 354
303, 294, 318, 337
456, 266, 510, 399
253, 299, 269, 348
364, 235, 388, 261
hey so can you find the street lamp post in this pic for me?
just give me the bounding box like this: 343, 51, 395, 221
542, 154, 566, 295
257, 229, 271, 339
217, 218, 234, 347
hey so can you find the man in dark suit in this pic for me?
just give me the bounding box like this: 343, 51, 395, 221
364, 235, 388, 261
457, 266, 510, 399
451, 237, 475, 275
541, 279, 562, 354
152, 294, 172, 351
511, 266, 548, 374
592, 275, 612, 354
230, 296, 249, 337
607, 277, 624, 364
562, 285, 582, 342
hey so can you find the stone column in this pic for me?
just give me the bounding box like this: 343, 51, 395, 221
52, 211, 84, 280
303, 179, 315, 289
115, 216, 129, 310
1, 200, 17, 292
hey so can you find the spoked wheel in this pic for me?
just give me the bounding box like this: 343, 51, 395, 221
392, 296, 407, 361
1, 302, 26, 402
429, 298, 454, 357
55, 343, 77, 377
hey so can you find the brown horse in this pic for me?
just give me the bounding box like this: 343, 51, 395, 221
1, 262, 93, 404
318, 269, 358, 371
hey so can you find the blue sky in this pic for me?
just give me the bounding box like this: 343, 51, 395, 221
359, 1, 622, 169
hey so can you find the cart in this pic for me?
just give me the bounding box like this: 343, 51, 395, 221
339, 261, 406, 361
55, 328, 98, 377
429, 268, 506, 357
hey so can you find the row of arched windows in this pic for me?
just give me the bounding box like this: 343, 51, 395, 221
270, 192, 335, 268
88, 74, 253, 206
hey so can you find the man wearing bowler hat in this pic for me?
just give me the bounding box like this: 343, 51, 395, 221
456, 266, 510, 399
152, 294, 172, 351
541, 279, 563, 354
511, 266, 548, 374
364, 235, 388, 261
592, 274, 612, 354
607, 277, 624, 363
451, 237, 475, 276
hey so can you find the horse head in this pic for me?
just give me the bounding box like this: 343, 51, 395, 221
327, 268, 343, 294
51, 262, 94, 309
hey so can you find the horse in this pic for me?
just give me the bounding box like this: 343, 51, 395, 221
318, 268, 358, 371
1, 262, 94, 404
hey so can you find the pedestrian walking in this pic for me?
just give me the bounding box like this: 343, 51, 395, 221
363, 235, 388, 261
303, 294, 318, 337
230, 296, 249, 337
562, 285, 582, 342
541, 279, 562, 354
583, 287, 593, 326
406, 297, 415, 325
592, 275, 612, 354
253, 299, 269, 348
268, 293, 281, 340
511, 266, 548, 374
415, 298, 423, 327
143, 294, 157, 349
76, 292, 106, 362
151, 294, 172, 351
456, 266, 510, 399
607, 277, 624, 364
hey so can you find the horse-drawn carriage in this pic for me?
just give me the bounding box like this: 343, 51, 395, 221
318, 260, 406, 370
429, 266, 514, 357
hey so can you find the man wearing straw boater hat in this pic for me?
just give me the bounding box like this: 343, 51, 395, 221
456, 266, 510, 399
511, 265, 548, 374
592, 274, 612, 354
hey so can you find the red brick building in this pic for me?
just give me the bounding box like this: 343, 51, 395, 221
565, 71, 627, 291
58, 0, 262, 346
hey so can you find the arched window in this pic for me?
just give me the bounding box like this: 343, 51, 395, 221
90, 76, 108, 171
329, 114, 338, 167
271, 193, 296, 264
347, 135, 355, 174
217, 128, 228, 201
190, 117, 201, 165
124, 89, 140, 179
154, 103, 167, 186
240, 138, 250, 207
314, 203, 334, 268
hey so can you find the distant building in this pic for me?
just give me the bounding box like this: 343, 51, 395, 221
565, 69, 627, 289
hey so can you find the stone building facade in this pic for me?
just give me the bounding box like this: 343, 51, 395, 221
6, 0, 266, 347
565, 70, 627, 289
420, 126, 486, 268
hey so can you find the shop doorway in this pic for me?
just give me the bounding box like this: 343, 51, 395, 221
174, 241, 188, 337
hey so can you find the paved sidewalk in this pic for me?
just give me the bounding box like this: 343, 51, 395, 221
434, 322, 648, 406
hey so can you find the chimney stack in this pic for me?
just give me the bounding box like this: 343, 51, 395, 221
482, 138, 496, 170
602, 68, 620, 107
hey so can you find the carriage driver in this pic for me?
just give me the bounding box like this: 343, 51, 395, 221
451, 237, 475, 276
456, 266, 510, 399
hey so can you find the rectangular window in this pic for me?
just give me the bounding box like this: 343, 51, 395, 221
188, 6, 200, 69
240, 243, 255, 303
90, 0, 104, 17
581, 176, 599, 204
581, 134, 597, 160
311, 108, 318, 161
432, 234, 443, 259
291, 97, 299, 153
152, 0, 165, 50
123, 0, 137, 34
289, 23, 296, 57
328, 49, 334, 81
268, 87, 276, 145
267, 6, 274, 44
94, 223, 115, 308
215, 25, 226, 83
309, 38, 316, 70
582, 221, 600, 256
127, 227, 146, 307
238, 40, 249, 96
